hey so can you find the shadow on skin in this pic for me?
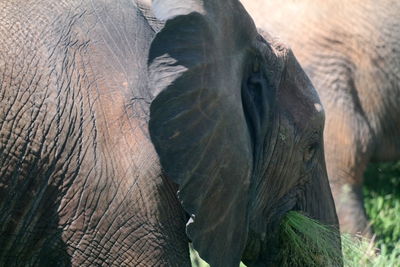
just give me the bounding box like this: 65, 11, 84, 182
0, 183, 71, 266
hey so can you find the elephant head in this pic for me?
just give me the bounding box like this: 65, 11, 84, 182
148, 0, 340, 265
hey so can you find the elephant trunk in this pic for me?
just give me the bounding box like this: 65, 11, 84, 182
297, 150, 340, 227
288, 150, 342, 266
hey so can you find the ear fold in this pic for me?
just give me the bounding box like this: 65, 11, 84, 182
148, 1, 260, 266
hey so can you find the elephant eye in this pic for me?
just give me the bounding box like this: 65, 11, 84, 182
304, 142, 319, 163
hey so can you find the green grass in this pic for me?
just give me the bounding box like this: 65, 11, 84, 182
363, 161, 400, 266
278, 211, 342, 266
191, 161, 400, 266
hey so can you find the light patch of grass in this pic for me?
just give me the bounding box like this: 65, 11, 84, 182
341, 233, 400, 267
190, 245, 247, 267
370, 243, 400, 266
342, 233, 376, 266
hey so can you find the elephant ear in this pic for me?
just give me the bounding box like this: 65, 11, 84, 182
148, 0, 260, 266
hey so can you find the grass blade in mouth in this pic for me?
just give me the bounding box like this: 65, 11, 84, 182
279, 211, 378, 267
279, 211, 342, 266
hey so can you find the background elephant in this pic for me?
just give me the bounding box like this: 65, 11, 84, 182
0, 0, 339, 266
241, 0, 400, 238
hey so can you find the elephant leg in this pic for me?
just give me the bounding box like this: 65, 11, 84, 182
324, 107, 374, 238
331, 182, 372, 238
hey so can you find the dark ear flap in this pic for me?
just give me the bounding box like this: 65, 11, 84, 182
148, 1, 260, 266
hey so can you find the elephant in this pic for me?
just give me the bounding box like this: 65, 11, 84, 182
241, 0, 400, 238
0, 0, 340, 266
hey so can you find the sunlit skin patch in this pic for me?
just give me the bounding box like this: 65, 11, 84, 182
314, 103, 323, 113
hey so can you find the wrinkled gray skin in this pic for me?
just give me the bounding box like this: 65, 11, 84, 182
241, 0, 400, 238
0, 0, 339, 266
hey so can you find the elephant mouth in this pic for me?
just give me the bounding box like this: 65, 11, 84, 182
243, 194, 299, 265
244, 209, 343, 266
244, 183, 318, 265
242, 211, 291, 265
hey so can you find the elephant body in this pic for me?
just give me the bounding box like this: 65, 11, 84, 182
241, 0, 400, 237
0, 1, 189, 265
1, 0, 339, 266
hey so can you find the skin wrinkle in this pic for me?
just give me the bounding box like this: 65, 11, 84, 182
90, 6, 129, 80
253, 114, 280, 203
89, 165, 148, 260
255, 115, 279, 200
1, 51, 50, 245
